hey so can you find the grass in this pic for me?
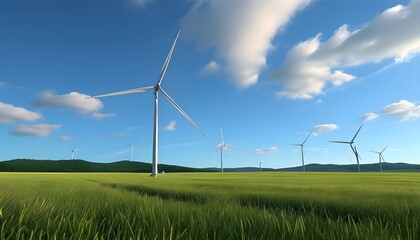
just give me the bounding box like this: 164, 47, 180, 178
1, 172, 420, 239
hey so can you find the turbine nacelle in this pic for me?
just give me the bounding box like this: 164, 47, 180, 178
154, 85, 160, 92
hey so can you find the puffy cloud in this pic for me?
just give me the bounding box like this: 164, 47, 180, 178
11, 124, 62, 137
382, 100, 420, 121
164, 120, 176, 131
0, 102, 41, 124
91, 112, 116, 120
58, 135, 73, 141
312, 124, 338, 135
254, 146, 279, 155
33, 91, 103, 114
361, 112, 379, 122
270, 0, 420, 99
181, 0, 312, 88
201, 61, 221, 75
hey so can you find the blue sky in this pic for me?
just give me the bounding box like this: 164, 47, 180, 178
1, 0, 419, 169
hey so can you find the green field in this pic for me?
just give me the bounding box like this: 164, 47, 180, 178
1, 172, 420, 239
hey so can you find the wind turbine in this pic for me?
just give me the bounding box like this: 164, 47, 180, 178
71, 148, 82, 160
216, 127, 228, 172
370, 146, 387, 172
330, 125, 363, 172
291, 130, 312, 172
89, 30, 207, 177
259, 160, 262, 172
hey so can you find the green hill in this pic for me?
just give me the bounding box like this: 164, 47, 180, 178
208, 162, 420, 172
0, 159, 210, 173
278, 163, 420, 172
1, 159, 419, 173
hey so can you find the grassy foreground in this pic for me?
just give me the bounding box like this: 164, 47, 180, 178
1, 172, 420, 239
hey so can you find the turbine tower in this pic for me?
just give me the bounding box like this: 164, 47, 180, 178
71, 148, 82, 160
259, 160, 262, 172
89, 31, 207, 177
130, 139, 134, 162
291, 130, 312, 172
216, 127, 228, 172
370, 146, 387, 172
330, 125, 363, 172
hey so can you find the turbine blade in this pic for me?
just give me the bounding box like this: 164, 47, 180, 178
351, 124, 363, 143
354, 146, 361, 161
160, 87, 207, 138
329, 141, 351, 144
381, 146, 388, 153
157, 30, 181, 86
89, 86, 154, 99
302, 130, 312, 145
220, 127, 225, 145
370, 151, 380, 154
290, 144, 302, 146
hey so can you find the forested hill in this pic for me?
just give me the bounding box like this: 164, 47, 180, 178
0, 159, 208, 173
1, 159, 419, 173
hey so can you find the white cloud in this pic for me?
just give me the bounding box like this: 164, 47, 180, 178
0, 82, 6, 88
11, 124, 62, 137
131, 0, 153, 7
33, 90, 103, 114
181, 0, 312, 88
163, 120, 176, 131
201, 60, 221, 75
254, 146, 279, 155
382, 100, 420, 121
361, 112, 379, 122
91, 112, 116, 120
312, 124, 338, 135
59, 135, 73, 141
0, 102, 41, 124
270, 0, 420, 99
306, 147, 329, 154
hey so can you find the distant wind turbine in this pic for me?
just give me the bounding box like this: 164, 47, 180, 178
216, 127, 229, 172
89, 30, 207, 177
71, 148, 82, 160
291, 130, 312, 172
370, 146, 387, 172
330, 125, 363, 172
259, 160, 262, 172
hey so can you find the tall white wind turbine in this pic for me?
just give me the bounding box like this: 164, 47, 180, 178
330, 125, 363, 172
71, 148, 82, 160
89, 31, 207, 177
216, 127, 228, 172
370, 146, 387, 172
291, 130, 312, 172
